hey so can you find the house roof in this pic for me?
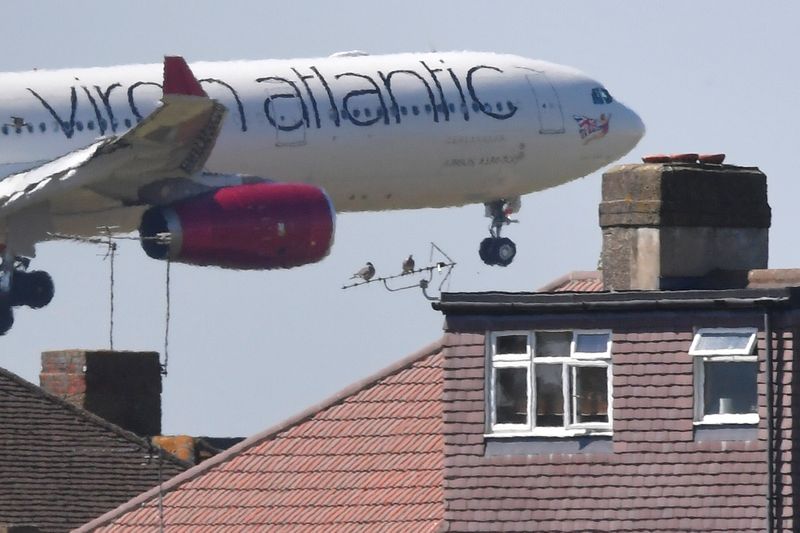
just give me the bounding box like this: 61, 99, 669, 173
0, 365, 188, 533
78, 340, 444, 532
537, 270, 604, 293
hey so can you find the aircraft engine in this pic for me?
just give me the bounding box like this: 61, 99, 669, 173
139, 182, 335, 270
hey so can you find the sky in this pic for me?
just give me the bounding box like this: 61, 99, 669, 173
1, 1, 797, 437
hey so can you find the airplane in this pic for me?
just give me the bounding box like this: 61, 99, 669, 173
0, 51, 645, 335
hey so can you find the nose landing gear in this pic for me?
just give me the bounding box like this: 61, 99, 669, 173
479, 199, 519, 267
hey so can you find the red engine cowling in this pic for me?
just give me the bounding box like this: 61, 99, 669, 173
139, 182, 335, 270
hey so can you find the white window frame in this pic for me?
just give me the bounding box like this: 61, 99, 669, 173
690, 328, 758, 425
487, 330, 613, 437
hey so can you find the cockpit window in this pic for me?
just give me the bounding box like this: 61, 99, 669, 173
592, 87, 613, 104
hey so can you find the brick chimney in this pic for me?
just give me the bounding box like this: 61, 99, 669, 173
599, 161, 770, 290
40, 350, 162, 436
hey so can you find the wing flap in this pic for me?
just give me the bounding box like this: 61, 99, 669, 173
0, 56, 227, 218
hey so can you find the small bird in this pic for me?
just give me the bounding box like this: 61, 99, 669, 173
351, 261, 375, 281
402, 254, 415, 274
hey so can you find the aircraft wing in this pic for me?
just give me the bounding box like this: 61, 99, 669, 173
0, 57, 227, 219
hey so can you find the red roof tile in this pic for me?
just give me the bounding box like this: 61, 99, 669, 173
78, 341, 444, 532
537, 270, 604, 293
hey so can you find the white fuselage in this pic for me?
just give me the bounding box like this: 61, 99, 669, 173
0, 51, 644, 215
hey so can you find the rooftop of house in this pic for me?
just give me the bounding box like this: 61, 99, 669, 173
0, 365, 189, 533
78, 340, 444, 533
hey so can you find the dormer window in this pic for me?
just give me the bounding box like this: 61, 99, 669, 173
691, 328, 758, 425
488, 330, 613, 436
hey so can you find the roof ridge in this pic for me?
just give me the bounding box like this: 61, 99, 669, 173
0, 364, 189, 469
76, 337, 444, 532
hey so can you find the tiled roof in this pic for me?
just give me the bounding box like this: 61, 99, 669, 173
0, 366, 188, 533
79, 340, 444, 532
537, 270, 604, 293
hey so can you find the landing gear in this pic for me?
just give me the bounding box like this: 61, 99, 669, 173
0, 251, 54, 335
11, 270, 54, 309
479, 199, 519, 267
0, 304, 12, 336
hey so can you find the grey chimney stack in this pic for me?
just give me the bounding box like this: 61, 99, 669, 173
599, 161, 770, 290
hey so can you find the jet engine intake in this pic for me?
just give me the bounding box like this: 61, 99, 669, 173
139, 182, 335, 270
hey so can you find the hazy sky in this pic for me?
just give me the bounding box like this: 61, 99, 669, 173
1, 1, 796, 437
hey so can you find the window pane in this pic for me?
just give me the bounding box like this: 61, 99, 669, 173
535, 364, 563, 427
572, 366, 608, 424
695, 331, 753, 352
704, 361, 757, 415
535, 331, 571, 357
496, 335, 527, 355
495, 367, 528, 425
575, 333, 609, 354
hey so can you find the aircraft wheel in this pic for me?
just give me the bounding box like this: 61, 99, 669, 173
479, 237, 498, 266
0, 305, 13, 336
494, 237, 517, 267
479, 237, 517, 267
11, 271, 55, 309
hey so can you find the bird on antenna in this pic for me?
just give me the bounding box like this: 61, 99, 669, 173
401, 254, 415, 274
351, 261, 375, 281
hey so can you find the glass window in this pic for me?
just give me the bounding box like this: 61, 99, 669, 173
703, 361, 757, 415
494, 367, 528, 425
412, 105, 420, 116
87, 121, 95, 131
489, 330, 612, 435
535, 364, 563, 427
400, 106, 407, 116
124, 118, 132, 128
574, 332, 611, 356
535, 331, 571, 357
472, 102, 480, 112
424, 104, 432, 114
592, 87, 604, 104
1, 125, 7, 135
691, 328, 758, 424
363, 108, 371, 118
571, 366, 608, 424
448, 103, 456, 113
496, 334, 527, 355
691, 330, 755, 354
38, 122, 46, 132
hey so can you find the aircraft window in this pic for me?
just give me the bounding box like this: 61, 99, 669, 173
496, 102, 504, 111
364, 108, 371, 118
449, 103, 456, 113
87, 121, 95, 131
472, 102, 480, 112
353, 109, 361, 118
124, 118, 132, 128
76, 121, 84, 132
424, 104, 432, 114
400, 106, 408, 116
412, 105, 420, 116
592, 88, 613, 104
39, 122, 46, 132
376, 107, 383, 117
507, 100, 515, 111
1, 126, 7, 135
26, 124, 33, 133
14, 127, 21, 134
329, 108, 337, 121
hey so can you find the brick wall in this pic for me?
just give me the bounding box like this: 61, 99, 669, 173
40, 350, 162, 436
441, 314, 795, 532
